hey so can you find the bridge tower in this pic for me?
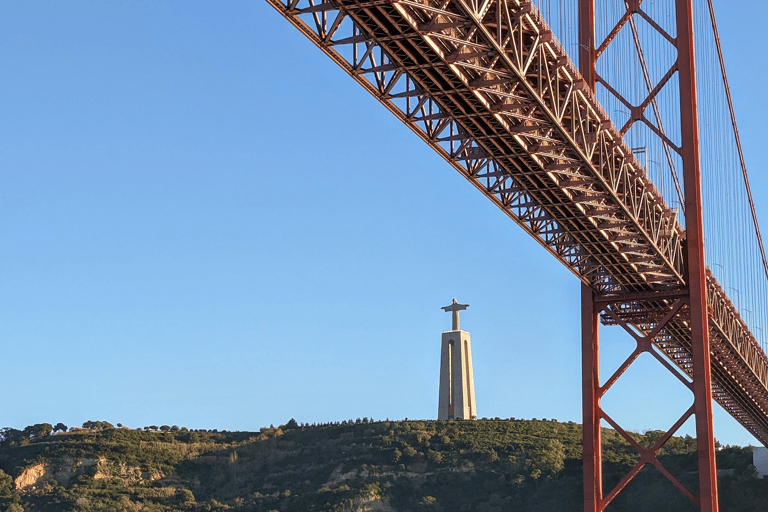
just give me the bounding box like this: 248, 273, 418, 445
438, 299, 477, 420
579, 1, 719, 511
265, 0, 767, 509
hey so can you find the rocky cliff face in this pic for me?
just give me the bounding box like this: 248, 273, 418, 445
13, 456, 161, 493
13, 463, 47, 491
92, 456, 163, 483
350, 494, 397, 512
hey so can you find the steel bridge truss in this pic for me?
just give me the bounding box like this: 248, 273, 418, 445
271, 0, 686, 292
584, 290, 702, 509
584, 280, 768, 509
268, 0, 768, 509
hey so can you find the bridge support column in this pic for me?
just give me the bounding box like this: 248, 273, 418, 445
581, 284, 602, 512
580, 292, 707, 511
578, 0, 720, 509
677, 0, 719, 509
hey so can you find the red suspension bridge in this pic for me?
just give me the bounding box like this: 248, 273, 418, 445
266, 0, 768, 510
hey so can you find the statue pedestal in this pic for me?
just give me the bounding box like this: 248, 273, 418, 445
438, 329, 477, 420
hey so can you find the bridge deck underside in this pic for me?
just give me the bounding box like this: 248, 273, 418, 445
268, 0, 768, 444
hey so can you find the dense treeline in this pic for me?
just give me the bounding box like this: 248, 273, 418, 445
0, 418, 765, 511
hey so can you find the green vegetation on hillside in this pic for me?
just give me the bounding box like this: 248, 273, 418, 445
0, 418, 765, 511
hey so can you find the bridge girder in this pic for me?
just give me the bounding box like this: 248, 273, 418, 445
267, 0, 768, 506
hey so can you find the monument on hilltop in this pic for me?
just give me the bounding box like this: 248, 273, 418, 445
438, 299, 477, 420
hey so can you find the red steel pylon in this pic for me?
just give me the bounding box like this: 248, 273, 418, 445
578, 0, 719, 510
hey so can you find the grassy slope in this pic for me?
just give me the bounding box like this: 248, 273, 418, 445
0, 419, 765, 512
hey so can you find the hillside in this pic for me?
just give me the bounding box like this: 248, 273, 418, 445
0, 419, 764, 511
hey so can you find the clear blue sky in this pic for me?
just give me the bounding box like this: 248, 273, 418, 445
2, 2, 766, 448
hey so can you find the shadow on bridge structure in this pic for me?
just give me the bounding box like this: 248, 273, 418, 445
267, 0, 768, 510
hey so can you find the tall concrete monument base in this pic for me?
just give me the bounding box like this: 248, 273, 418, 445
438, 299, 477, 420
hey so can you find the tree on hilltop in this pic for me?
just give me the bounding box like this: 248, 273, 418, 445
82, 420, 114, 430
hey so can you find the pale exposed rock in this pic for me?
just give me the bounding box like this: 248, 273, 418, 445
14, 464, 49, 490
325, 464, 359, 486
92, 456, 163, 483
351, 494, 397, 512
15, 454, 165, 494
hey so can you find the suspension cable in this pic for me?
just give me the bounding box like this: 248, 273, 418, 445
627, 13, 685, 213
707, 0, 768, 282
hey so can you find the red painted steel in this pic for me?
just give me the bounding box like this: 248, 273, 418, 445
576, 0, 721, 509
676, 0, 720, 508
581, 284, 601, 512
266, 2, 766, 510
578, 0, 595, 88
581, 294, 707, 510
578, 4, 600, 510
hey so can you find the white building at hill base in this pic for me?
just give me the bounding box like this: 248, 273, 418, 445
753, 446, 768, 478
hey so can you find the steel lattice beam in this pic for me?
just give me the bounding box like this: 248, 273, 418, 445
266, 0, 768, 468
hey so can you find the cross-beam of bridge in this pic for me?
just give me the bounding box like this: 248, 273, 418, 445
268, 0, 767, 509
